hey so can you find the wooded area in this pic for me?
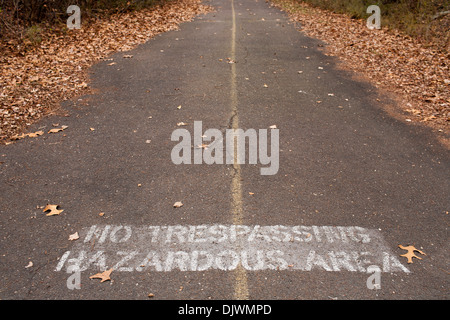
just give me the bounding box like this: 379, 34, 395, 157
0, 0, 170, 45
1, 0, 165, 23
294, 0, 449, 51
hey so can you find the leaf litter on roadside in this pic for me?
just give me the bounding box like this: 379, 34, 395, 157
270, 0, 449, 134
0, 0, 213, 143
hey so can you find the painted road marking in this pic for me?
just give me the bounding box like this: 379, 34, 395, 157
55, 224, 409, 274
228, 0, 249, 300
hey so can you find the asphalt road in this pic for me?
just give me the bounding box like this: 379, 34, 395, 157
0, 0, 448, 301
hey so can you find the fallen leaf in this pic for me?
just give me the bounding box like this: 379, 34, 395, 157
48, 125, 68, 133
27, 130, 44, 138
99, 212, 105, 217
406, 109, 421, 115
421, 115, 436, 122
123, 55, 134, 58
69, 232, 79, 241
177, 105, 182, 109
25, 261, 33, 268
173, 201, 183, 208
249, 192, 255, 195
11, 130, 44, 140
269, 125, 277, 129
177, 122, 188, 126
43, 204, 63, 216
90, 128, 95, 131
108, 62, 117, 66
89, 268, 113, 282
398, 245, 426, 263
148, 293, 155, 298
263, 84, 268, 88
11, 133, 27, 140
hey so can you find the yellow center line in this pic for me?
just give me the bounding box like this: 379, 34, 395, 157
230, 0, 249, 301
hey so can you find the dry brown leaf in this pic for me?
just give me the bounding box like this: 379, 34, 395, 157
11, 133, 27, 141
421, 115, 437, 122
27, 130, 44, 138
68, 232, 79, 241
43, 204, 63, 216
89, 268, 113, 282
398, 244, 426, 263
173, 201, 183, 208
48, 125, 68, 133
11, 131, 43, 140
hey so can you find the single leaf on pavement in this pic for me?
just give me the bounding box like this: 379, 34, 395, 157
27, 131, 44, 138
89, 268, 113, 282
43, 204, 63, 216
173, 201, 183, 208
398, 245, 426, 263
69, 232, 79, 241
48, 125, 68, 133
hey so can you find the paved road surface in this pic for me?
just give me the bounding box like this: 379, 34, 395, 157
0, 0, 448, 300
